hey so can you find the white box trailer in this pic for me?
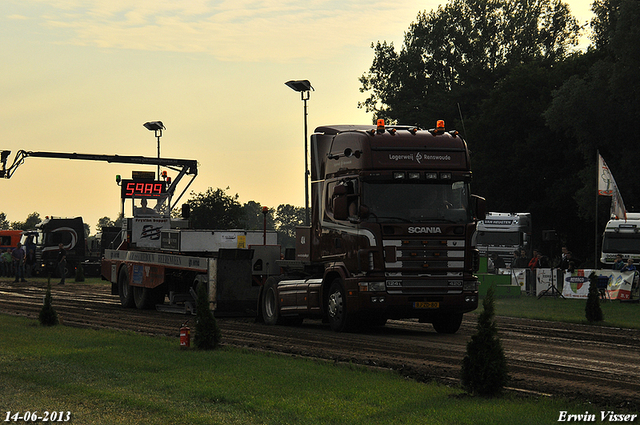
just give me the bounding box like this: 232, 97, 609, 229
160, 229, 277, 253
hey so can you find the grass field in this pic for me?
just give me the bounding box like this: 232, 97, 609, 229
2, 278, 638, 424
1, 315, 589, 425
489, 295, 640, 329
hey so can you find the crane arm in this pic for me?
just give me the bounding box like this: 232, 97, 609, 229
0, 149, 198, 210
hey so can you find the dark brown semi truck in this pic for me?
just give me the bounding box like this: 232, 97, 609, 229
260, 120, 486, 333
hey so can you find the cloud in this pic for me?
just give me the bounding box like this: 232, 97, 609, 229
24, 0, 425, 62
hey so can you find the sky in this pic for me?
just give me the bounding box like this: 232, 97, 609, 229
1, 0, 595, 234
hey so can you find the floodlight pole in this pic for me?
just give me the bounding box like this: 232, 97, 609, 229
143, 121, 165, 180
302, 90, 310, 227
155, 128, 162, 179
285, 80, 314, 227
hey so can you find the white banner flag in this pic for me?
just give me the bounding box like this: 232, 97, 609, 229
598, 153, 626, 220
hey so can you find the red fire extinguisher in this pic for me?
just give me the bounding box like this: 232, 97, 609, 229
180, 321, 190, 349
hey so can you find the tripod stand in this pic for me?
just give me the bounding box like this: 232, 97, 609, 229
536, 268, 565, 299
537, 282, 565, 299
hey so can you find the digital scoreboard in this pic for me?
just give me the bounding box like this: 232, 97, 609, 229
120, 180, 167, 198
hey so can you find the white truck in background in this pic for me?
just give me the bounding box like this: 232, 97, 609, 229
600, 213, 640, 266
475, 212, 532, 268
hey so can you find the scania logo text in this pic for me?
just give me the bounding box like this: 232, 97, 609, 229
408, 227, 442, 234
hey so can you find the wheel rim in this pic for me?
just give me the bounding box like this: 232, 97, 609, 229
328, 289, 343, 319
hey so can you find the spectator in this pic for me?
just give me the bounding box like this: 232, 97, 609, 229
25, 243, 36, 278
11, 243, 26, 282
490, 253, 506, 272
57, 243, 67, 285
0, 248, 11, 277
512, 249, 529, 269
621, 259, 637, 272
559, 247, 570, 270
537, 251, 550, 268
528, 249, 540, 270
612, 254, 626, 271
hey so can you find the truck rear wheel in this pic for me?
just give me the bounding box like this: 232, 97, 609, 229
133, 286, 162, 310
261, 277, 281, 325
118, 267, 135, 308
432, 312, 463, 334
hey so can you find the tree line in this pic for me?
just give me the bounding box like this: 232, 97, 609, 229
359, 0, 639, 265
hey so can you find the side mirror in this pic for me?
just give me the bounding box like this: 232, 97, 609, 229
472, 195, 486, 220
333, 185, 349, 221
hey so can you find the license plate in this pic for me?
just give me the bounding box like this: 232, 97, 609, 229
413, 301, 439, 309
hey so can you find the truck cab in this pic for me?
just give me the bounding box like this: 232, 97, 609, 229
262, 120, 485, 333
21, 217, 86, 277
475, 212, 532, 268
601, 213, 640, 266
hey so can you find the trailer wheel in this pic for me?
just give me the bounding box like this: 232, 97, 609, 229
261, 277, 281, 325
327, 279, 358, 332
133, 286, 155, 310
118, 267, 135, 308
432, 312, 463, 334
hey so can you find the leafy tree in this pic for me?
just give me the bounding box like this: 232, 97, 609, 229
241, 201, 275, 231
274, 204, 305, 249
11, 212, 41, 231
96, 216, 115, 233
185, 187, 243, 230
461, 285, 509, 396
0, 212, 9, 230
359, 0, 580, 126
546, 0, 640, 216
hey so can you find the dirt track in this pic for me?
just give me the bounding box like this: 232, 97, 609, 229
1, 279, 639, 408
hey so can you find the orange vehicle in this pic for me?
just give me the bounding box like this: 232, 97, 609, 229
0, 230, 23, 250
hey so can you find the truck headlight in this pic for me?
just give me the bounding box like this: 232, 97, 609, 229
358, 281, 386, 292
463, 281, 477, 291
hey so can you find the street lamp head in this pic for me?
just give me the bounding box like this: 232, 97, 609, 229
285, 80, 314, 92
143, 121, 165, 131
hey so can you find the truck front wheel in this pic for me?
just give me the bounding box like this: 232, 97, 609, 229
118, 267, 135, 308
431, 312, 463, 334
327, 279, 358, 332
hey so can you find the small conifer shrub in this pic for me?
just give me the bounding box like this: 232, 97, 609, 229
194, 282, 221, 350
39, 283, 59, 326
586, 272, 604, 322
461, 285, 508, 396
75, 263, 85, 282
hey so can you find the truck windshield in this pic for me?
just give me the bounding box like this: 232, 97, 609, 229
361, 181, 472, 223
476, 231, 521, 246
20, 232, 43, 248
602, 233, 640, 254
